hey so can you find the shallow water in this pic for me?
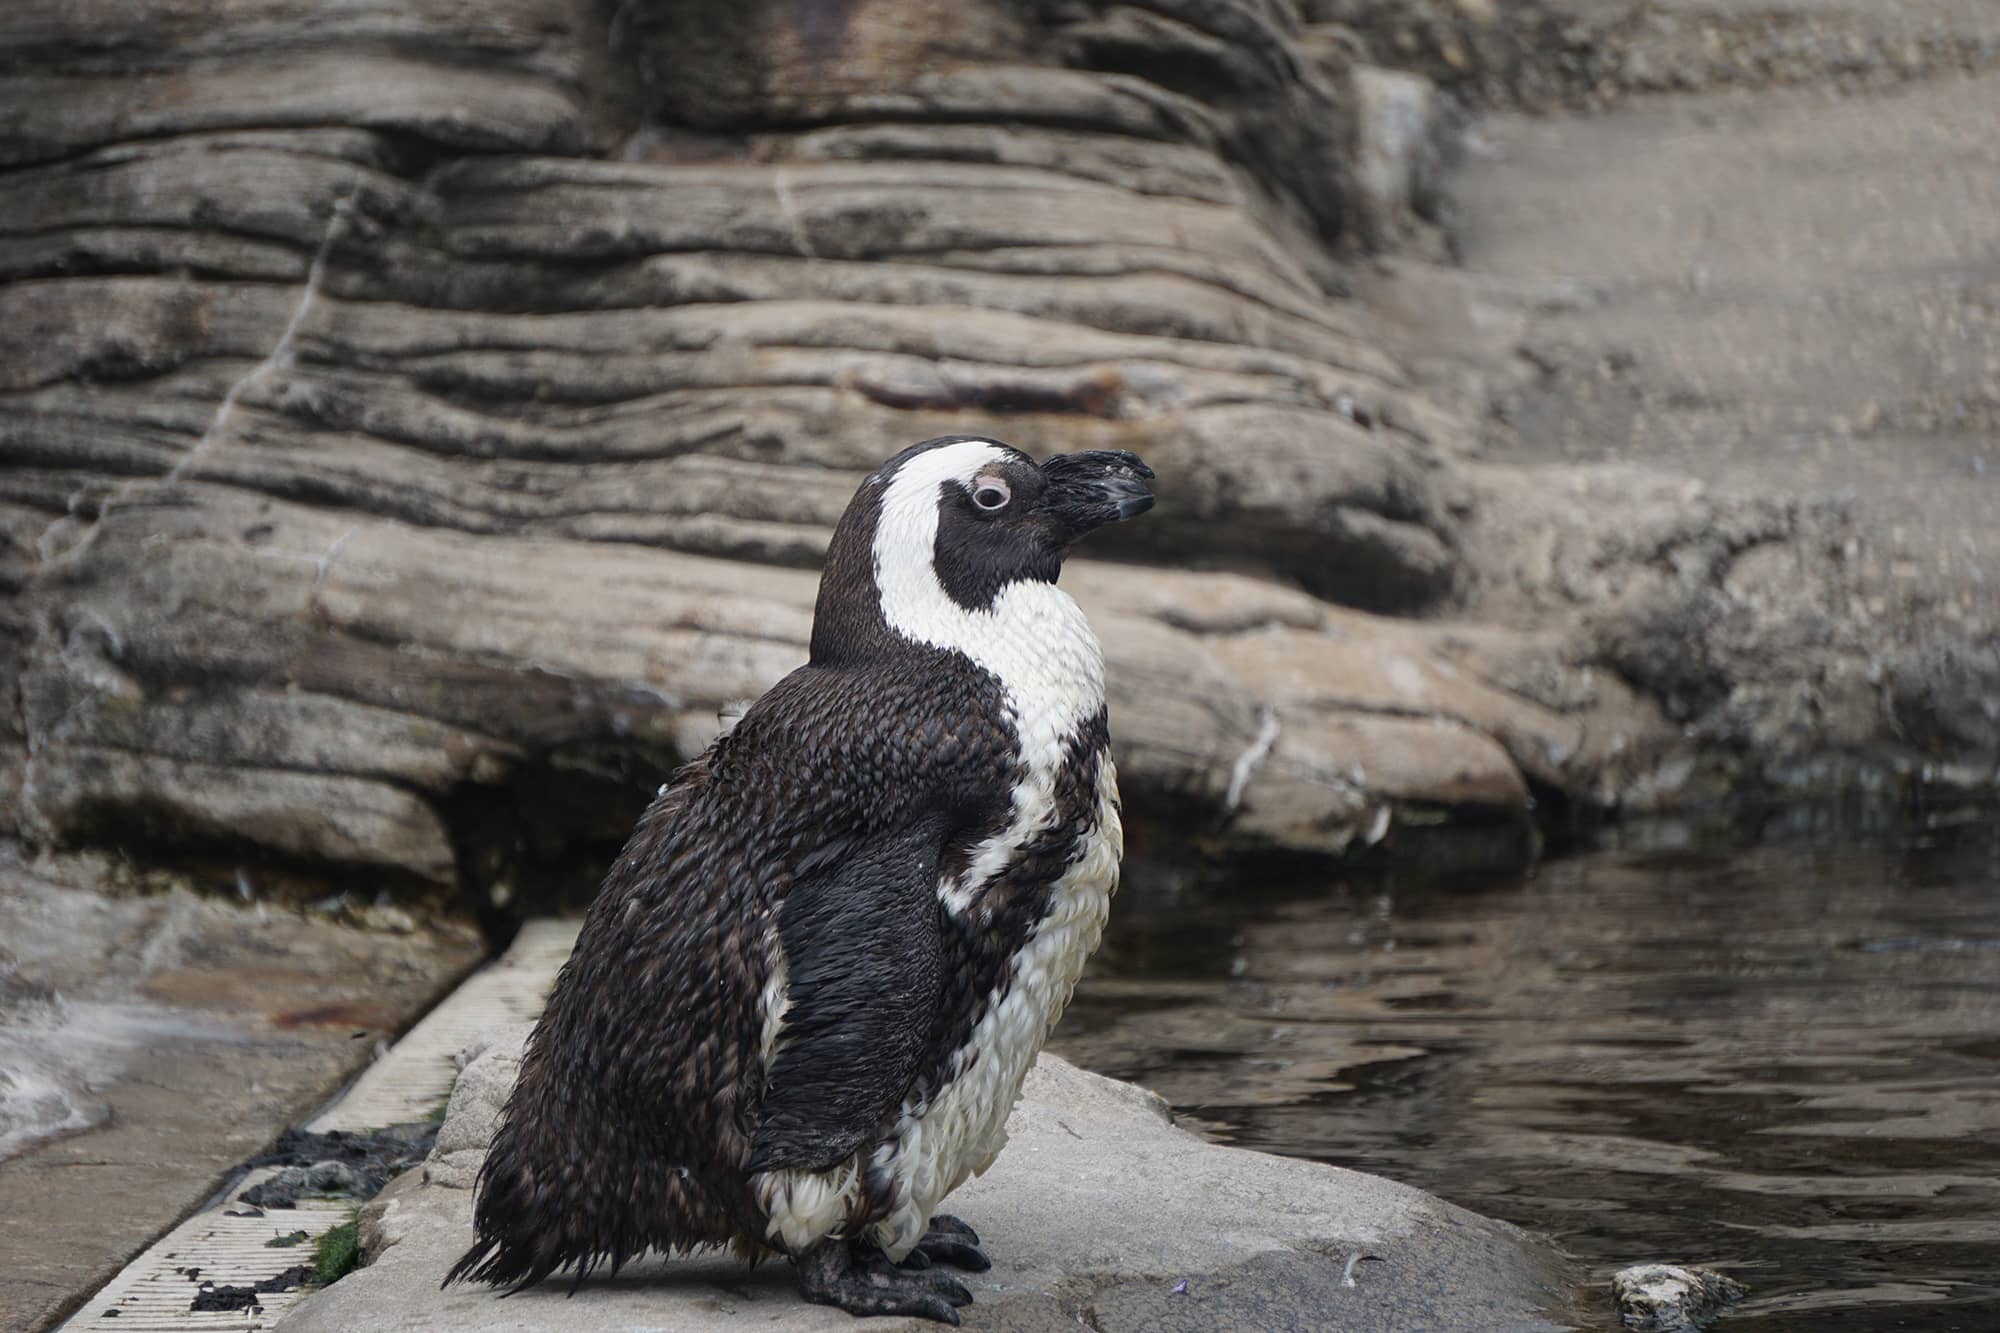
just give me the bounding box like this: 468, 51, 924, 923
1054, 814, 2000, 1330
0, 993, 250, 1162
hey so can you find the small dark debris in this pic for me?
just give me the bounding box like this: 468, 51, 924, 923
238, 1123, 437, 1208
190, 1284, 261, 1314
258, 1264, 312, 1294
189, 1264, 311, 1312
224, 1207, 264, 1218
100, 1310, 117, 1318
1332, 393, 1376, 429
173, 1265, 201, 1281
241, 1162, 369, 1208
266, 1230, 311, 1248
249, 1123, 438, 1173
273, 1002, 384, 1030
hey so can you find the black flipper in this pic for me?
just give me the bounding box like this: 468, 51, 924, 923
748, 820, 945, 1174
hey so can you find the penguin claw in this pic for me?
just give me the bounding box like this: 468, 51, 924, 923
927, 1214, 980, 1241
915, 1215, 992, 1273
901, 1265, 974, 1306
796, 1239, 975, 1325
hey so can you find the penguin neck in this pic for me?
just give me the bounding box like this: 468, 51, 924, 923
808, 487, 901, 668
873, 464, 1101, 719
806, 494, 1105, 739
891, 577, 1103, 723
883, 561, 1108, 805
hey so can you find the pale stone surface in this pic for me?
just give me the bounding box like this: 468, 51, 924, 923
279, 1034, 1579, 1332
1356, 3, 2000, 784
1350, 65, 1442, 246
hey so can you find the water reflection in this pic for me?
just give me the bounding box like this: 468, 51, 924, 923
1054, 821, 2000, 1330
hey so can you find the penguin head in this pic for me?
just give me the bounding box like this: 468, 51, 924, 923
811, 436, 1155, 663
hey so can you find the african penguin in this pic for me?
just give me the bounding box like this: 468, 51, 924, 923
446, 436, 1155, 1322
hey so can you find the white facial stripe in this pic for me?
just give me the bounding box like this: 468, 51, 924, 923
871, 438, 1013, 640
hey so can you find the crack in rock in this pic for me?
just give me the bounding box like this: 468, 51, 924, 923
1223, 706, 1281, 811
34, 173, 363, 573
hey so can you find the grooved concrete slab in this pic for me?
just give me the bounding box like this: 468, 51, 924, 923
61, 1170, 352, 1330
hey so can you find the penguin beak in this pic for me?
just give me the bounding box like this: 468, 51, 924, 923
1036, 450, 1156, 540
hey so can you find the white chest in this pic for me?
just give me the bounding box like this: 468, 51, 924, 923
930, 582, 1107, 914
867, 749, 1121, 1252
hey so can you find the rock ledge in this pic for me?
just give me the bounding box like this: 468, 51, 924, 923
277, 1030, 1578, 1332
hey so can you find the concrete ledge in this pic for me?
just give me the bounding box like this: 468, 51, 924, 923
277, 1032, 1580, 1331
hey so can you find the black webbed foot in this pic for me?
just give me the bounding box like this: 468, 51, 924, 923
914, 1214, 991, 1273
796, 1238, 974, 1325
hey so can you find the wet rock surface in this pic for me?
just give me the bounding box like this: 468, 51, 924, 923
277, 1033, 1581, 1332
1613, 1263, 1747, 1331
0, 842, 480, 1332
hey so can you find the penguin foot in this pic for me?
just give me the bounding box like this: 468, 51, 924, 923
912, 1215, 991, 1273
796, 1239, 974, 1325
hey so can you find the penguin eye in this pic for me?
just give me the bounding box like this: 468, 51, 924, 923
971, 478, 1011, 512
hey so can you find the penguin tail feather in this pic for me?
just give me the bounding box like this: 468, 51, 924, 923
442, 1085, 743, 1295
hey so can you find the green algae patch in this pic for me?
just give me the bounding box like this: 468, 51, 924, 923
312, 1218, 361, 1285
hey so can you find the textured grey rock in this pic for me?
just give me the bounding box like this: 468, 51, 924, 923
5, 0, 1995, 904
1, 0, 1550, 895
1361, 39, 2000, 795
422, 1023, 536, 1191
278, 1034, 1579, 1332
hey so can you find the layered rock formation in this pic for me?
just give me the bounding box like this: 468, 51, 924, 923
3, 0, 1989, 909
